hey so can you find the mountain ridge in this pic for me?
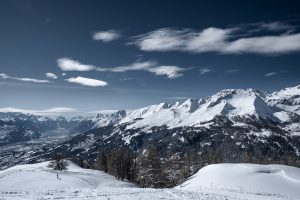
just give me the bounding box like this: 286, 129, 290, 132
1, 84, 300, 172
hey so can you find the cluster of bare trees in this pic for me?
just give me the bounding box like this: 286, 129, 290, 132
93, 146, 200, 188
94, 147, 136, 181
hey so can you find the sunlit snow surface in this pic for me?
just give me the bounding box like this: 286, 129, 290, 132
178, 163, 300, 200
1, 161, 299, 200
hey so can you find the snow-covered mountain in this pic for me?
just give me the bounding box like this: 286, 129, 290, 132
119, 88, 289, 130
1, 85, 300, 171
90, 110, 127, 128
268, 85, 300, 115
2, 85, 299, 132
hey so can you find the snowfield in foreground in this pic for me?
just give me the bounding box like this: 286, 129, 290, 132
0, 161, 300, 200
178, 163, 300, 199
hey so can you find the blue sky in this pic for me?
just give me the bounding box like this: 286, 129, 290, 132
0, 0, 300, 112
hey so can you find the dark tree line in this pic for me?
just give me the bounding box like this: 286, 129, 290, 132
91, 145, 200, 188
94, 147, 136, 181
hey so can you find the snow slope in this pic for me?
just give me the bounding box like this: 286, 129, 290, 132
178, 163, 300, 199
0, 161, 299, 200
0, 161, 134, 190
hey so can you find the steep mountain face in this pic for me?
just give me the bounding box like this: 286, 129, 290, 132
1, 85, 300, 170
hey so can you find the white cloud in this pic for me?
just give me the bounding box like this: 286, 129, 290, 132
131, 27, 232, 53
148, 65, 184, 79
45, 72, 57, 79
0, 107, 78, 115
265, 72, 277, 77
258, 21, 294, 32
57, 58, 95, 71
97, 61, 156, 72
0, 73, 50, 83
62, 73, 67, 76
199, 67, 212, 75
224, 33, 300, 54
132, 24, 300, 55
97, 61, 185, 79
93, 30, 121, 42
57, 57, 186, 79
65, 76, 108, 87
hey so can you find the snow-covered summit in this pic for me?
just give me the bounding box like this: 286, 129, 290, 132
270, 85, 300, 99
268, 85, 300, 115
119, 87, 297, 129
91, 110, 127, 128
1, 85, 299, 131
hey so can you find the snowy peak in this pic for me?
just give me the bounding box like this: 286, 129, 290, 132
271, 85, 300, 99
91, 110, 127, 128
177, 99, 200, 112
269, 85, 300, 115
206, 88, 271, 117
119, 86, 300, 130
1, 85, 299, 131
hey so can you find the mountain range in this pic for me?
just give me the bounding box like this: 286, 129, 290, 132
0, 84, 300, 170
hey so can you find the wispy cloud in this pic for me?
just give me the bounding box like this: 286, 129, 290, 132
57, 58, 186, 79
258, 21, 295, 32
131, 23, 300, 55
0, 73, 50, 83
0, 107, 78, 115
65, 76, 108, 87
265, 72, 277, 77
148, 65, 185, 79
57, 58, 95, 71
199, 67, 212, 75
97, 61, 156, 72
45, 72, 58, 79
93, 30, 121, 42
98, 61, 185, 79
265, 70, 288, 77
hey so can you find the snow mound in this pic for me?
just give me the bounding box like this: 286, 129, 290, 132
178, 163, 300, 199
0, 161, 135, 190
